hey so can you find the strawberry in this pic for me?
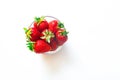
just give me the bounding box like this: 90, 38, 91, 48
24, 27, 40, 41
33, 22, 38, 28
40, 29, 55, 43
38, 21, 49, 32
34, 40, 51, 53
55, 29, 68, 46
49, 20, 58, 33
34, 17, 48, 32
49, 39, 58, 51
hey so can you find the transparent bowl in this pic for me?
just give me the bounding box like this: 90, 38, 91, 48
44, 46, 62, 55
29, 16, 63, 55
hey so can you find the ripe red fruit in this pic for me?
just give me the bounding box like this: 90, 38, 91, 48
24, 27, 40, 41
37, 21, 49, 32
34, 40, 51, 53
49, 39, 58, 51
49, 20, 58, 33
55, 29, 68, 46
34, 17, 48, 32
33, 22, 38, 28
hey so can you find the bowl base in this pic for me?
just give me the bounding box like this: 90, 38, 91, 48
44, 46, 62, 55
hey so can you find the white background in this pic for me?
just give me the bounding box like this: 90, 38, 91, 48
0, 0, 120, 80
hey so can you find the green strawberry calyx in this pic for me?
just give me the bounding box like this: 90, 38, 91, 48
61, 30, 69, 36
26, 41, 35, 51
41, 29, 55, 43
23, 27, 32, 40
58, 22, 65, 28
34, 16, 45, 26
58, 22, 69, 36
23, 27, 28, 33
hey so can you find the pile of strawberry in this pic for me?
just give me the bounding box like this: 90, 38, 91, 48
24, 16, 68, 54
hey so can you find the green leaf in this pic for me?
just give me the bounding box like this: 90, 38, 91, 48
34, 17, 41, 23
23, 27, 28, 33
26, 29, 32, 39
40, 16, 45, 21
58, 22, 64, 28
26, 42, 34, 51
24, 28, 31, 41
34, 16, 45, 23
61, 31, 69, 36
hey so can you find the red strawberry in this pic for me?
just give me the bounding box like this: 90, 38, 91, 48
38, 21, 49, 32
49, 20, 58, 33
34, 40, 51, 53
55, 29, 68, 46
34, 17, 48, 32
40, 29, 55, 43
24, 27, 40, 41
49, 39, 58, 51
33, 22, 38, 28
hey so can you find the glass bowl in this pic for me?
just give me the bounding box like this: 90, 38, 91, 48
28, 16, 64, 55
44, 46, 62, 55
